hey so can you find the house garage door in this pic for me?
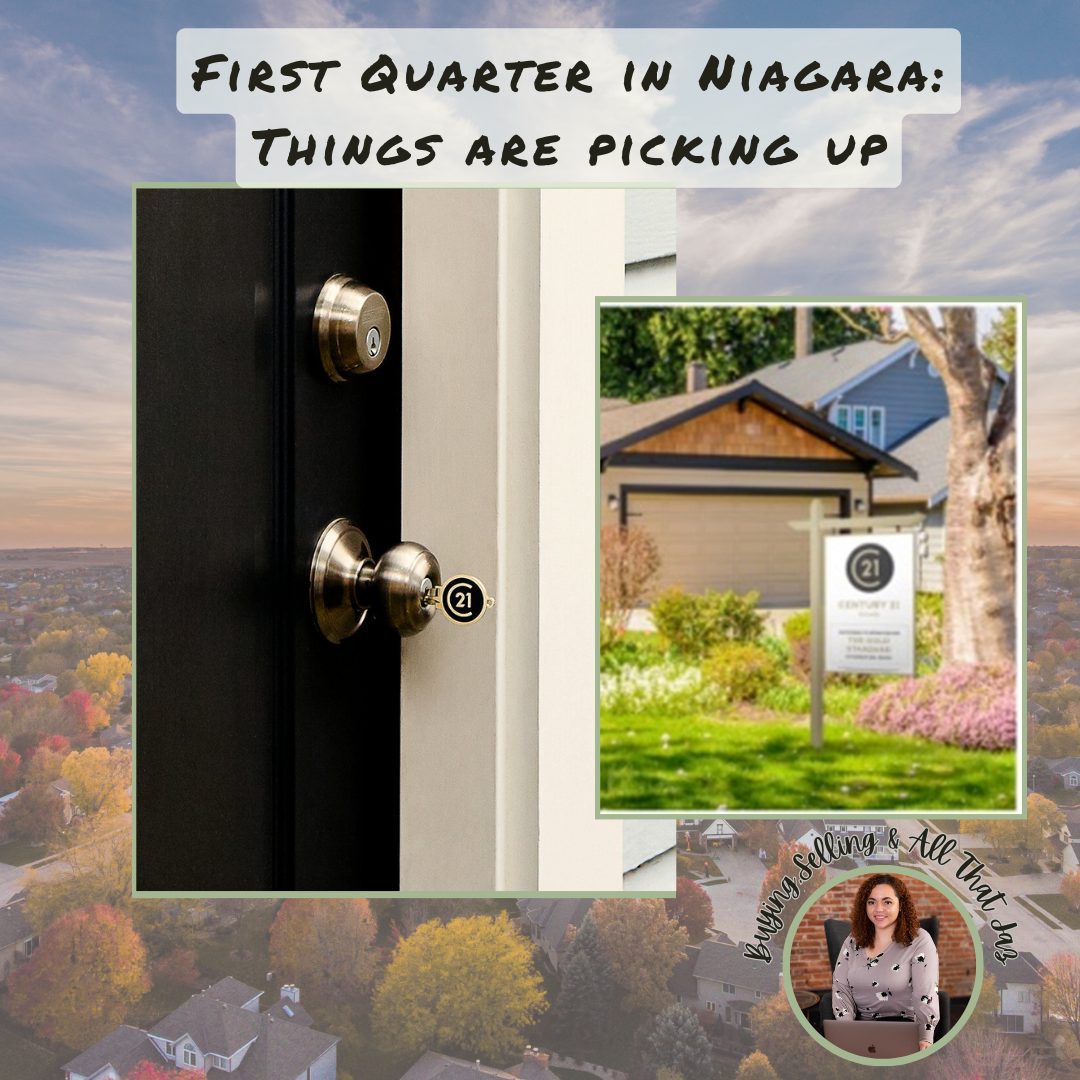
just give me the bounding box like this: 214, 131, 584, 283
625, 488, 846, 607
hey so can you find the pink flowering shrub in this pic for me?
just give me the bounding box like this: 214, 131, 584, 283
855, 664, 1015, 750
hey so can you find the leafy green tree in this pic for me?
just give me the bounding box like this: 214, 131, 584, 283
600, 307, 880, 402
640, 1003, 713, 1080
591, 898, 688, 1014
550, 913, 615, 1054
6, 904, 150, 1047
982, 306, 1017, 372
269, 898, 379, 1001
372, 912, 546, 1062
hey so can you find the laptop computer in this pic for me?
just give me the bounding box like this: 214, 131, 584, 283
823, 1019, 921, 1058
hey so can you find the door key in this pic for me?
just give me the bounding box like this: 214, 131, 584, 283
309, 518, 494, 641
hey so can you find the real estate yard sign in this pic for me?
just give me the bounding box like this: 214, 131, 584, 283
825, 533, 915, 675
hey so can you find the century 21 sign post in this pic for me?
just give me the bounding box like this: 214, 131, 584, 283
824, 534, 915, 675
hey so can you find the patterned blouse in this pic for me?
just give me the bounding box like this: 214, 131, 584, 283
831, 927, 940, 1042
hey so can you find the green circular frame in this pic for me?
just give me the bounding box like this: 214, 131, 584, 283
781, 864, 985, 1067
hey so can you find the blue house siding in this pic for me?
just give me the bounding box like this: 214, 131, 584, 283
828, 350, 949, 449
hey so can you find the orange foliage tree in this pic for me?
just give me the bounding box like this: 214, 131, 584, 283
269, 898, 379, 1001
5, 904, 150, 1047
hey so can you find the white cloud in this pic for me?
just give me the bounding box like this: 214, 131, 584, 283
678, 80, 1080, 309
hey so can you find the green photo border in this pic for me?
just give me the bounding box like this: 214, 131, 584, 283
595, 296, 1027, 820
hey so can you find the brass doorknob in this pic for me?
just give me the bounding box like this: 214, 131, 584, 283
313, 274, 391, 382
309, 519, 493, 642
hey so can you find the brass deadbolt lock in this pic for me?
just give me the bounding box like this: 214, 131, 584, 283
313, 274, 391, 382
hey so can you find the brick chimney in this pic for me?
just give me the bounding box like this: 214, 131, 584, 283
794, 308, 812, 358
280, 983, 300, 1003
523, 1047, 551, 1067
686, 361, 707, 393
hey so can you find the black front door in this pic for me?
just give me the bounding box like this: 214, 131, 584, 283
135, 188, 401, 891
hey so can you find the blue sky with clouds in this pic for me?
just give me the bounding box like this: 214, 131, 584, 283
0, 3, 1077, 544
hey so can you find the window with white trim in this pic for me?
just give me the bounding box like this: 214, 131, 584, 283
183, 1046, 197, 1066
833, 404, 886, 449
1001, 1013, 1024, 1033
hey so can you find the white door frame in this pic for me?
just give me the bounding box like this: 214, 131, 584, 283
400, 189, 627, 891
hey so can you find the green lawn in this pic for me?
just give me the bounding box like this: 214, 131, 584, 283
1026, 893, 1080, 930
0, 839, 50, 866
0, 1011, 67, 1080
962, 847, 1037, 876
600, 709, 1017, 811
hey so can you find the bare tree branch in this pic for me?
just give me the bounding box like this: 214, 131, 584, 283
828, 305, 908, 343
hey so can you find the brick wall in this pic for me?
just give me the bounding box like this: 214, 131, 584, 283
789, 876, 976, 994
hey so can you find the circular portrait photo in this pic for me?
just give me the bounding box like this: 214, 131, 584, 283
785, 867, 981, 1064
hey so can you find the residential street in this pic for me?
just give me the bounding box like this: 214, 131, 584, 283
701, 846, 767, 943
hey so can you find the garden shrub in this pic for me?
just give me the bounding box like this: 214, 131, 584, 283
599, 631, 669, 673
702, 642, 783, 703
651, 587, 763, 657
600, 662, 723, 715
600, 524, 661, 650
782, 610, 812, 679
916, 591, 944, 671
855, 664, 1015, 749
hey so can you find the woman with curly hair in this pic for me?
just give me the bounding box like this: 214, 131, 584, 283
831, 874, 939, 1050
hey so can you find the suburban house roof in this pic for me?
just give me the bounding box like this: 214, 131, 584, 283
693, 940, 779, 995
671, 944, 701, 999
148, 990, 263, 1056
62, 1024, 155, 1079
600, 380, 917, 479
731, 339, 919, 410
402, 1050, 560, 1080
979, 924, 1044, 984
0, 896, 33, 950
516, 898, 594, 958
874, 417, 951, 507
68, 980, 337, 1080
229, 1013, 338, 1080
1048, 757, 1080, 775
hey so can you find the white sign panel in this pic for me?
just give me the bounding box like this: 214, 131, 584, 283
825, 533, 915, 675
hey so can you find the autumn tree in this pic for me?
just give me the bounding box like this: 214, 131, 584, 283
750, 993, 859, 1080
600, 525, 661, 645
269, 898, 379, 1002
739, 821, 780, 861
5, 905, 150, 1047
24, 820, 133, 932
61, 746, 131, 816
62, 689, 110, 736
1062, 871, 1080, 912
1043, 952, 1080, 1051
639, 1003, 713, 1080
665, 877, 714, 942
591, 898, 688, 1015
74, 651, 131, 710
0, 783, 65, 845
127, 1063, 207, 1080
932, 1025, 1054, 1080
0, 736, 21, 794
735, 1052, 780, 1080
372, 912, 546, 1062
549, 913, 615, 1056
973, 794, 1065, 866
758, 842, 810, 909
369, 896, 505, 941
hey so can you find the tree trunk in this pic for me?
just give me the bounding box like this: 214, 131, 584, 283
902, 307, 1015, 666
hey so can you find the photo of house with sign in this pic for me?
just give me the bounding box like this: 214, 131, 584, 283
598, 303, 1019, 814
